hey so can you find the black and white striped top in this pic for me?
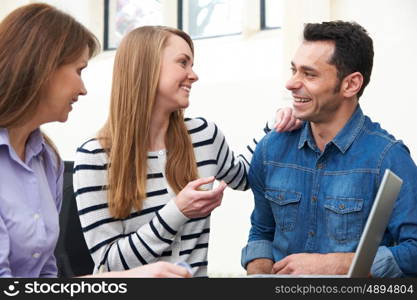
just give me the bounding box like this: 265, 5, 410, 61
73, 117, 271, 277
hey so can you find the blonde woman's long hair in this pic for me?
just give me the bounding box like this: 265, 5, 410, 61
99, 26, 199, 219
0, 3, 99, 155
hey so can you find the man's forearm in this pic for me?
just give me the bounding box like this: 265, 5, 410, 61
247, 258, 274, 275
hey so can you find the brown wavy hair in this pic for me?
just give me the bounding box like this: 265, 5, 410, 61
98, 26, 199, 219
0, 3, 99, 155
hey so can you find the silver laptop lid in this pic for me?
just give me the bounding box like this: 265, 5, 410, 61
348, 169, 403, 277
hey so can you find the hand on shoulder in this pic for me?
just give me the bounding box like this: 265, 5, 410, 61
274, 107, 303, 132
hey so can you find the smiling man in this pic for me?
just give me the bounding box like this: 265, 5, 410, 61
241, 21, 417, 277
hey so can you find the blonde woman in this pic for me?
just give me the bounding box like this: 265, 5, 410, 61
73, 26, 300, 277
0, 4, 190, 278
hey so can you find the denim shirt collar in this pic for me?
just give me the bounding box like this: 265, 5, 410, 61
298, 105, 365, 154
298, 123, 316, 151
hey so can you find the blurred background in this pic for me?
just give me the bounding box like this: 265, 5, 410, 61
1, 0, 416, 276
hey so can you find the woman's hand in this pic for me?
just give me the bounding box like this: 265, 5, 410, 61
174, 177, 227, 218
96, 261, 192, 278
274, 107, 303, 132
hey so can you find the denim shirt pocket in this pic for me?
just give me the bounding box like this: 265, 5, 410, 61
324, 196, 364, 243
265, 189, 301, 232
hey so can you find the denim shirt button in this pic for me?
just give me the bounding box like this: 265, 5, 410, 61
309, 231, 315, 237
312, 196, 317, 202
317, 163, 324, 169
339, 204, 345, 210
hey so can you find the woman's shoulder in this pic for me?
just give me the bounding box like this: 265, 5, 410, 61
76, 138, 106, 154
74, 138, 108, 165
42, 142, 64, 178
184, 117, 218, 136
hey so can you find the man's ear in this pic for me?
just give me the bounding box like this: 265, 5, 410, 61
341, 72, 363, 98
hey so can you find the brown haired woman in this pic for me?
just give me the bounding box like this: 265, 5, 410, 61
73, 26, 301, 277
0, 4, 191, 278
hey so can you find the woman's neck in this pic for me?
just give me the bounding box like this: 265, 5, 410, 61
149, 109, 170, 152
7, 122, 37, 162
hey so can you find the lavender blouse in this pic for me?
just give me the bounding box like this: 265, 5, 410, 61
0, 128, 63, 277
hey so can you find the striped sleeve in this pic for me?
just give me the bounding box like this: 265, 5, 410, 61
189, 118, 273, 191
73, 139, 189, 272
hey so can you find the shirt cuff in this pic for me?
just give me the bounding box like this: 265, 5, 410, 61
157, 199, 190, 234
241, 240, 273, 269
371, 246, 404, 278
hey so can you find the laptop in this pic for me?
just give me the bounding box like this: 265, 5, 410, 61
248, 169, 403, 278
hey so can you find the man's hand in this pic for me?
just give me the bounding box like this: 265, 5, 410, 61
246, 258, 274, 275
272, 253, 355, 275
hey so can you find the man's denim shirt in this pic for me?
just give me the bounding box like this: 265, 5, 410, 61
242, 106, 417, 277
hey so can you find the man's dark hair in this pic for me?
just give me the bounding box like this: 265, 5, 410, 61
303, 21, 374, 98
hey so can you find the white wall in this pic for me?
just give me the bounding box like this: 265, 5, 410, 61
0, 0, 29, 20
280, 0, 417, 160
2, 0, 417, 276
331, 0, 417, 159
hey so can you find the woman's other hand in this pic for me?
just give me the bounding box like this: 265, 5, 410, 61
97, 261, 192, 278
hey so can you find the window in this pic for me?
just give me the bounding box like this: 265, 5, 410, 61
180, 0, 243, 39
104, 0, 163, 50
104, 0, 283, 49
261, 0, 282, 29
